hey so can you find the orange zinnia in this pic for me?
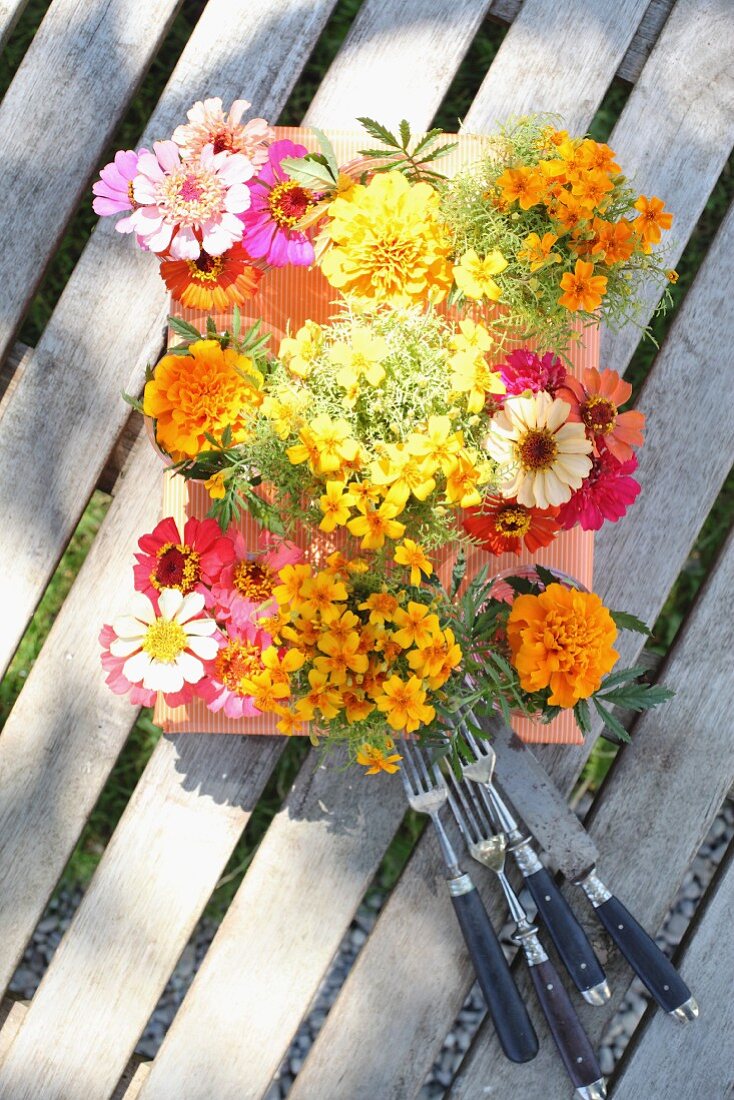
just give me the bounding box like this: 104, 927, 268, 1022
558, 367, 645, 464
143, 339, 264, 460
558, 260, 608, 312
633, 195, 673, 245
507, 583, 619, 708
159, 242, 262, 311
462, 496, 560, 556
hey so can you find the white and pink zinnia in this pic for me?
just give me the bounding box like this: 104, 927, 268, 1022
126, 140, 255, 259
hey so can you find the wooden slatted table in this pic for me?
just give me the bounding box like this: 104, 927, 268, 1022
0, 1, 732, 1097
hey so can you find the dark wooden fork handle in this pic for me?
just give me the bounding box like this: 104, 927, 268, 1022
450, 882, 539, 1063
528, 956, 604, 1091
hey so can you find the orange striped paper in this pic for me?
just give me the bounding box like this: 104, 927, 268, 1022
154, 129, 597, 744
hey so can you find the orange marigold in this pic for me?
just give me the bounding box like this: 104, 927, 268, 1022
558, 260, 608, 312
507, 583, 619, 708
144, 338, 263, 460
159, 242, 262, 312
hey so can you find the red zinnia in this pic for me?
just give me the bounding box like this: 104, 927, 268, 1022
498, 348, 568, 397
462, 495, 560, 556
557, 453, 641, 531
134, 516, 235, 605
159, 242, 262, 312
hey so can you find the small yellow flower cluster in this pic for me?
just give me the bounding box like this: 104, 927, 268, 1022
253, 551, 462, 744
254, 310, 502, 551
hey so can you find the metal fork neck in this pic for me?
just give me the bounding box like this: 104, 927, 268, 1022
430, 810, 463, 879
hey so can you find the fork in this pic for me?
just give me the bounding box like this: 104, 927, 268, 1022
460, 720, 610, 1005
399, 737, 539, 1064
446, 770, 607, 1100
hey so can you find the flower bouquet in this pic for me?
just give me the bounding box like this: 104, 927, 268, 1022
95, 100, 675, 761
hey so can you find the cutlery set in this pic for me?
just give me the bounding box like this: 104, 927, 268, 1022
399, 728, 697, 1098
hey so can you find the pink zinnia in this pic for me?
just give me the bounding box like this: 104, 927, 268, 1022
128, 140, 255, 259
197, 621, 272, 719
211, 529, 302, 631
557, 453, 641, 531
172, 98, 273, 168
498, 348, 568, 397
134, 516, 235, 606
99, 622, 158, 707
92, 148, 148, 229
557, 367, 646, 464
240, 140, 315, 267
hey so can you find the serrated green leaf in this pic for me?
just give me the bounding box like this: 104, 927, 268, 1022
593, 698, 631, 743
415, 141, 458, 165
279, 156, 335, 189
574, 698, 592, 736
411, 128, 445, 157
534, 564, 559, 590
398, 119, 411, 149
598, 682, 674, 710
311, 127, 340, 177
610, 609, 651, 635
121, 390, 144, 414
450, 548, 467, 598
205, 316, 217, 338
598, 665, 649, 691
167, 316, 202, 341
357, 116, 399, 148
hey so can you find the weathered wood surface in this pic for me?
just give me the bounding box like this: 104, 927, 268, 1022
0, 341, 31, 418
137, 755, 406, 1100
464, 0, 652, 133
303, 0, 491, 129
0, 0, 340, 680
0, 0, 182, 365
450, 525, 734, 1097
488, 0, 676, 84
0, 0, 29, 49
600, 0, 734, 372
0, 733, 283, 1100
613, 850, 734, 1099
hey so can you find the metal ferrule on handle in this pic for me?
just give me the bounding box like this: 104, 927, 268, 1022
576, 870, 698, 1020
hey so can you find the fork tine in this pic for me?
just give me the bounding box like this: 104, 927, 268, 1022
412, 743, 435, 790
445, 768, 482, 845
399, 737, 421, 794
465, 779, 496, 836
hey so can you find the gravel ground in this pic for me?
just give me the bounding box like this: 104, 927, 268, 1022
8, 799, 732, 1095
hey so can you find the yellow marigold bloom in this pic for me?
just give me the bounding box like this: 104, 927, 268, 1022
444, 454, 485, 509
450, 348, 506, 414
240, 669, 290, 713
495, 165, 545, 210
571, 169, 614, 212
426, 630, 463, 689
296, 669, 343, 721
450, 318, 493, 355
261, 645, 305, 692
315, 632, 369, 685
518, 231, 561, 271
555, 138, 586, 174
577, 139, 620, 175
370, 445, 436, 507
273, 563, 313, 608
359, 591, 399, 625
633, 194, 673, 245
144, 339, 263, 461
507, 584, 619, 708
453, 248, 507, 301
666, 269, 679, 284
374, 675, 436, 733
311, 414, 359, 474
551, 190, 585, 231
392, 602, 441, 649
356, 741, 402, 775
299, 571, 348, 621
261, 385, 306, 440
319, 481, 356, 533
558, 260, 608, 313
279, 320, 323, 379
589, 218, 635, 265
330, 329, 389, 389
344, 693, 376, 724
349, 480, 383, 510
286, 427, 320, 469
204, 470, 228, 500
347, 500, 406, 550
394, 540, 434, 586
275, 707, 306, 736
406, 415, 463, 474
322, 609, 360, 643
407, 626, 458, 680
320, 170, 452, 307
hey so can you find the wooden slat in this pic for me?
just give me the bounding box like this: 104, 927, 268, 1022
303, 0, 491, 128
450, 525, 734, 1096
600, 0, 734, 372
137, 753, 406, 1100
285, 79, 734, 1100
0, 0, 340, 680
0, 0, 339, 1005
0, 732, 284, 1100
490, 0, 676, 84
0, 341, 31, 419
0, 1002, 26, 1065
0, 0, 30, 50
613, 848, 734, 1099
463, 0, 652, 133
0, 4, 495, 1092
0, 0, 182, 364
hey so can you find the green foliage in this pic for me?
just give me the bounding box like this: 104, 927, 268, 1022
356, 117, 457, 181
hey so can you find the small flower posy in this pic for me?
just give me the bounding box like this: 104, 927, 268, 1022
95, 100, 676, 774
